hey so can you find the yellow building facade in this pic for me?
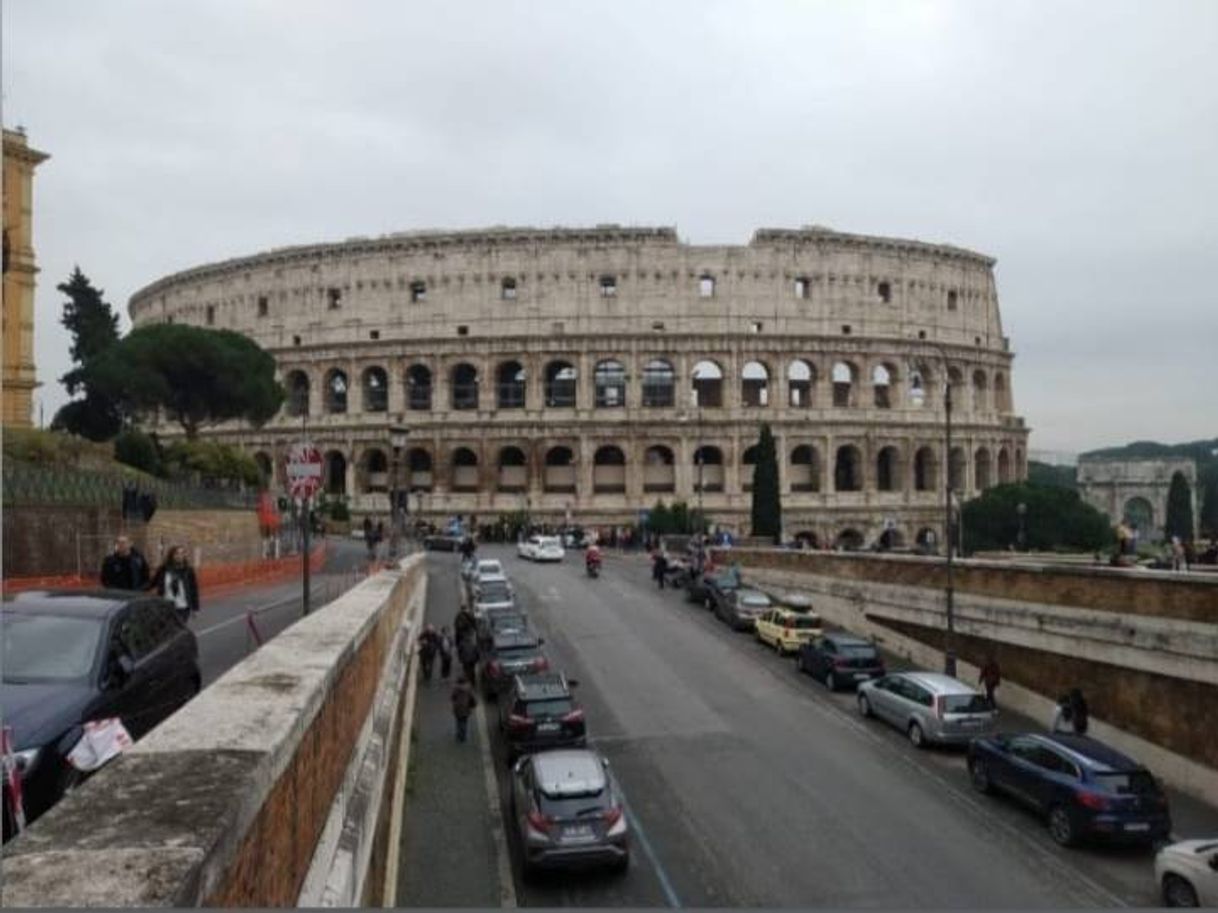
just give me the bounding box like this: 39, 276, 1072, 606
2, 128, 50, 427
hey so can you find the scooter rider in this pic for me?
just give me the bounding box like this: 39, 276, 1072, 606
585, 543, 603, 575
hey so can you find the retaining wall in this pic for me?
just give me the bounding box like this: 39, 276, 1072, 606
0, 554, 426, 907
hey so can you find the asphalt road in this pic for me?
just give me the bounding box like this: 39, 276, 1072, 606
420, 544, 1213, 908
191, 536, 370, 686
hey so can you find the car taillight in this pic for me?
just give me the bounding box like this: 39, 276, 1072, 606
508, 714, 534, 731
561, 709, 585, 724
603, 806, 623, 827
1076, 791, 1109, 811
527, 810, 553, 834
532, 657, 549, 672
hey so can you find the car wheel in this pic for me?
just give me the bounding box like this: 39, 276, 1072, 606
907, 721, 926, 748
824, 670, 836, 691
705, 596, 713, 610
969, 759, 993, 794
858, 693, 873, 717
1048, 805, 1078, 847
1162, 874, 1200, 908
797, 653, 807, 674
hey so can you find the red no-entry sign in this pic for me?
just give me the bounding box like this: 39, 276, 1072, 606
286, 442, 323, 499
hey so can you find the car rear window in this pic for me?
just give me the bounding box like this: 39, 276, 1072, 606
538, 790, 610, 817
498, 645, 540, 659
839, 644, 877, 658
480, 584, 511, 602
1093, 771, 1158, 795
943, 694, 993, 714
524, 698, 573, 717
2, 613, 104, 682
791, 616, 820, 629
741, 594, 771, 608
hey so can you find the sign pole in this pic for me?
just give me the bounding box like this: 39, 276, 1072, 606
286, 441, 323, 618
302, 494, 311, 616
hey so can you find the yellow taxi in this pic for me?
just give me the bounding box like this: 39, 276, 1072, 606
754, 601, 823, 655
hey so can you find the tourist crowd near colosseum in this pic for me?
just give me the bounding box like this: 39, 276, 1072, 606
129, 224, 1029, 548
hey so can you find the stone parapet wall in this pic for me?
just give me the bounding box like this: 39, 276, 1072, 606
0, 555, 426, 908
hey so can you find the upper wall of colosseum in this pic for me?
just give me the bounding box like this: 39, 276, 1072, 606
128, 225, 1009, 354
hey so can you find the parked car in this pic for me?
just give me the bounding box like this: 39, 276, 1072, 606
1155, 839, 1218, 907
481, 630, 549, 697
797, 633, 886, 690
532, 536, 565, 562
715, 588, 773, 631
1, 590, 202, 840
517, 535, 541, 560
478, 608, 531, 646
857, 672, 996, 747
499, 672, 586, 761
510, 748, 629, 876
754, 606, 823, 655
471, 575, 515, 612
464, 558, 505, 584
696, 569, 743, 612
967, 732, 1172, 847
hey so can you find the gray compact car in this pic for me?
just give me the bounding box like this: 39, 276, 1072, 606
857, 672, 996, 748
510, 748, 629, 876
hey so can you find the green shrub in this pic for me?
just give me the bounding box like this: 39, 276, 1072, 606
113, 430, 162, 475
162, 439, 261, 486
331, 500, 351, 521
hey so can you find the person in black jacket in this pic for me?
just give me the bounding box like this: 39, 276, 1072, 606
100, 536, 150, 591
150, 546, 200, 619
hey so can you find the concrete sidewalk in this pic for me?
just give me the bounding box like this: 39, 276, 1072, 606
395, 565, 514, 908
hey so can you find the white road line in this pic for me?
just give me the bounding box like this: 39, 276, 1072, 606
474, 698, 518, 907
622, 797, 683, 908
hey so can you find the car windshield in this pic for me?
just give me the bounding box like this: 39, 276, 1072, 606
525, 698, 573, 717
741, 594, 771, 608
539, 538, 561, 548
943, 694, 993, 713
479, 584, 512, 603
790, 616, 820, 629
2, 613, 104, 683
1093, 771, 1157, 795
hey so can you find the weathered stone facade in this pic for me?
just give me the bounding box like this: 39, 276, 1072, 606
129, 225, 1029, 545
1077, 456, 1198, 542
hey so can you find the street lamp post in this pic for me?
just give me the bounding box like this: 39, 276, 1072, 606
389, 422, 408, 559
943, 373, 957, 678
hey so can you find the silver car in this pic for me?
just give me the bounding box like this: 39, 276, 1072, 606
510, 749, 629, 876
857, 672, 996, 748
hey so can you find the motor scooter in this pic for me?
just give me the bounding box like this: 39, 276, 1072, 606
585, 554, 602, 578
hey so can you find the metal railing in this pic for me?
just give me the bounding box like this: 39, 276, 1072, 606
1, 462, 260, 510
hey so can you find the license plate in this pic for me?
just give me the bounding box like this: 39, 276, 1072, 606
563, 824, 596, 843
1124, 822, 1150, 832
538, 722, 560, 733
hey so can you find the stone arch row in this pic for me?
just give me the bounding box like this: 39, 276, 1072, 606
279, 355, 1014, 418
255, 439, 1024, 497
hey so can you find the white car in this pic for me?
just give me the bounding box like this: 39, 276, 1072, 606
1155, 839, 1218, 907
533, 536, 565, 562
517, 535, 542, 560
474, 558, 504, 579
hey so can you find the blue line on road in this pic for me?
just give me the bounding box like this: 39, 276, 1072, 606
623, 798, 682, 908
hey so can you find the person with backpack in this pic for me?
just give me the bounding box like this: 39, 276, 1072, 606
450, 676, 478, 743
418, 625, 440, 681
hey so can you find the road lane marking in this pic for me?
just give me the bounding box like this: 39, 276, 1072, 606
474, 699, 518, 908
622, 796, 683, 908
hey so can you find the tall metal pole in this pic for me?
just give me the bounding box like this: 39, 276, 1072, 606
943, 373, 956, 677
390, 446, 400, 559
301, 407, 311, 617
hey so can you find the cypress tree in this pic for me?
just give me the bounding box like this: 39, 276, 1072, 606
750, 424, 782, 541
1164, 471, 1195, 542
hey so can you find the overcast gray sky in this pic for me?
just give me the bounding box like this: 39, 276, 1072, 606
4, 0, 1216, 455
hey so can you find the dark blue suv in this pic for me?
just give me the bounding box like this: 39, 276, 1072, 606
967, 732, 1171, 847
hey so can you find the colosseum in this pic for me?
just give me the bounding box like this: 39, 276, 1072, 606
129, 224, 1029, 548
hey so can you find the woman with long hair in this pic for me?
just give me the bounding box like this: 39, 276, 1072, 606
151, 545, 200, 621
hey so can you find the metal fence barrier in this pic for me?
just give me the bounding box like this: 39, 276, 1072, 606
2, 462, 259, 510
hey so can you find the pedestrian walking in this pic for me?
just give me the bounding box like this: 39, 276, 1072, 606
653, 550, 669, 589
457, 633, 480, 688
1067, 687, 1089, 735
1050, 693, 1073, 733
418, 624, 440, 681
150, 545, 200, 621
100, 535, 151, 591
1170, 536, 1184, 572
439, 626, 454, 679
978, 655, 1002, 709
450, 676, 478, 743
454, 603, 477, 646
363, 517, 375, 560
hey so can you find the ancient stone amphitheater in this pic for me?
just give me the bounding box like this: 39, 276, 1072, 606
129, 225, 1029, 546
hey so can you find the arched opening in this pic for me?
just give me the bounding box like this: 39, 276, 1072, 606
742, 444, 759, 492
1124, 497, 1154, 534
642, 359, 675, 408
835, 528, 865, 551
873, 364, 895, 409
948, 367, 965, 410
877, 527, 906, 550
593, 445, 626, 493
948, 446, 966, 492
975, 447, 993, 491
497, 446, 528, 493
973, 369, 989, 413
325, 369, 348, 414
643, 445, 675, 492
876, 446, 901, 492
406, 364, 432, 411
360, 448, 389, 493
834, 445, 862, 492
741, 361, 770, 407
997, 447, 1013, 484
788, 360, 815, 408
994, 372, 1010, 412
794, 530, 821, 548
691, 360, 724, 408
915, 527, 939, 553
594, 359, 626, 408
253, 452, 273, 485
451, 363, 479, 410
285, 371, 310, 417
545, 361, 578, 408
908, 367, 928, 408
544, 445, 576, 492
451, 447, 479, 492
693, 445, 724, 492
832, 362, 856, 408
362, 366, 388, 413
790, 445, 820, 492
914, 446, 938, 492
324, 451, 347, 496
496, 360, 526, 410
407, 447, 433, 492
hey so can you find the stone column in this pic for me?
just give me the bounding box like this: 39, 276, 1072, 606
387, 359, 405, 415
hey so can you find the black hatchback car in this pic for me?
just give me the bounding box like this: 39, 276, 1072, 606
797, 633, 886, 690
481, 630, 549, 697
499, 673, 586, 761
968, 732, 1172, 847
1, 590, 202, 839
